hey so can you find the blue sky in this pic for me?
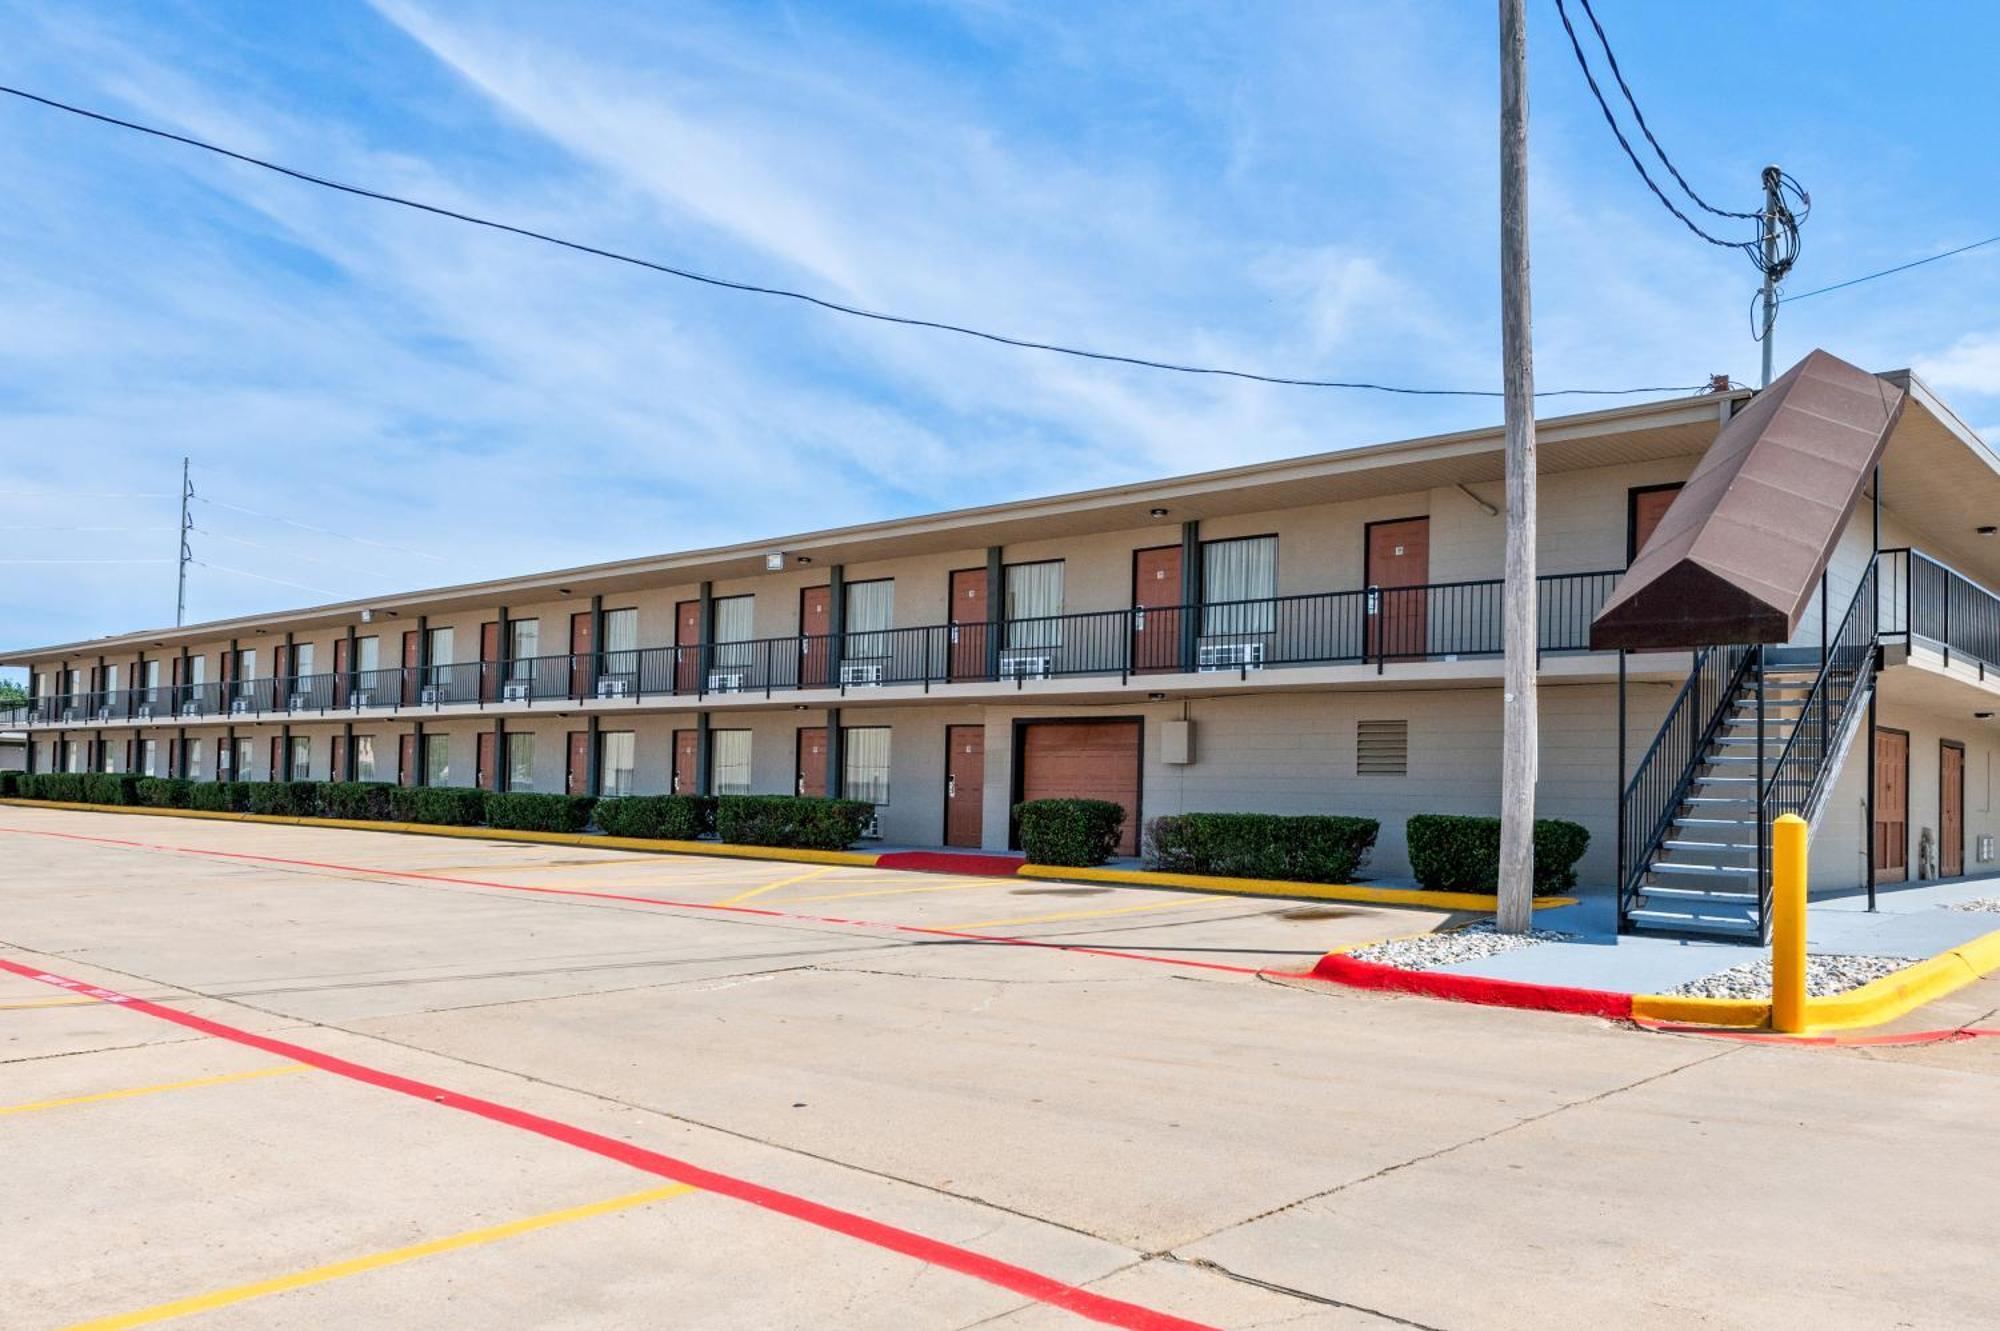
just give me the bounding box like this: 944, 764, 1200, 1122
3, 0, 1997, 671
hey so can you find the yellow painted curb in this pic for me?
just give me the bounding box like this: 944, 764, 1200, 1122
0, 799, 884, 870
1015, 862, 1577, 912
1629, 992, 1768, 1028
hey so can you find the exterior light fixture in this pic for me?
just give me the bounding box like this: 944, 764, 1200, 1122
1149, 507, 1170, 518
359, 609, 374, 623
558, 587, 572, 595
1147, 692, 1168, 701
1979, 526, 1997, 537
765, 553, 788, 571
1977, 712, 1995, 720
796, 555, 814, 566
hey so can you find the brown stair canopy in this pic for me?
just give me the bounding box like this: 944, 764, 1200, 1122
1591, 349, 1905, 651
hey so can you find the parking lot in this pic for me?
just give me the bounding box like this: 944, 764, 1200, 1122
5, 805, 1998, 1329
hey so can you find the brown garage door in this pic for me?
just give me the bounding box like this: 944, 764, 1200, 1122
1019, 720, 1141, 856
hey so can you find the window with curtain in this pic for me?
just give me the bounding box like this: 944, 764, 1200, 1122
140, 739, 157, 777
234, 737, 256, 779
713, 596, 755, 670
290, 736, 311, 780
424, 734, 450, 787
426, 628, 453, 686
711, 729, 752, 794
1202, 536, 1278, 635
842, 727, 892, 806
353, 736, 376, 782
506, 733, 536, 791
187, 739, 205, 779
234, 649, 257, 697
603, 608, 638, 678
599, 730, 637, 796
509, 620, 540, 680
292, 643, 315, 680
1005, 561, 1065, 649
844, 580, 894, 660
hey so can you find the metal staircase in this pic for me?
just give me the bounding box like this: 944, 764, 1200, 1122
1620, 559, 1882, 941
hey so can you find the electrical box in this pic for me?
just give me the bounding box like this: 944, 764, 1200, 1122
1161, 719, 1195, 766
1978, 834, 1995, 864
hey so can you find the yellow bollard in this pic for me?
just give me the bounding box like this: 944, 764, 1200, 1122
1770, 813, 1809, 1033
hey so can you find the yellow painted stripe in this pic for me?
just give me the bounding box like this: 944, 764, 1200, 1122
0, 995, 101, 1010
942, 895, 1234, 931
782, 879, 1002, 905
1012, 862, 1575, 911
715, 865, 836, 907
1, 1064, 306, 1117
67, 1183, 698, 1330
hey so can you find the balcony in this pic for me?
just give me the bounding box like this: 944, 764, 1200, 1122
7, 569, 1627, 728
1879, 547, 2000, 679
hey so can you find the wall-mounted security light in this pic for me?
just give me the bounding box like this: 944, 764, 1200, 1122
1977, 711, 1994, 720
1979, 526, 1997, 537
1148, 507, 1170, 518
765, 553, 788, 571
359, 609, 374, 623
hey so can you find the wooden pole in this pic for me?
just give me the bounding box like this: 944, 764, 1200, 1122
1496, 0, 1538, 933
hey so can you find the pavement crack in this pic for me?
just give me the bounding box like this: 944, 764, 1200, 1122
1159, 1254, 1452, 1328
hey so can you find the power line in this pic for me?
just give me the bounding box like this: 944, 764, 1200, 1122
0, 490, 172, 499
0, 525, 174, 533
193, 524, 408, 580
1782, 232, 2000, 304
0, 557, 173, 565
0, 82, 1713, 400
192, 495, 447, 563
188, 558, 342, 599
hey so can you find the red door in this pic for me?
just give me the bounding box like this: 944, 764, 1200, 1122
948, 568, 989, 681
332, 638, 350, 707
796, 727, 828, 797
1941, 741, 1965, 879
799, 586, 832, 687
567, 730, 590, 795
331, 733, 346, 782
675, 601, 702, 694
272, 644, 289, 692
672, 729, 699, 794
269, 736, 282, 781
479, 621, 501, 702
398, 733, 418, 787
1019, 720, 1142, 856
1132, 545, 1183, 673
569, 612, 594, 699
945, 725, 984, 847
1366, 518, 1430, 661
1874, 728, 1909, 884
477, 730, 497, 791
401, 631, 420, 705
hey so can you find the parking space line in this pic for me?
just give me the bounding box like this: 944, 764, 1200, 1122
782, 879, 1001, 905
714, 865, 835, 907
2, 1064, 306, 1117
69, 1183, 697, 1330
0, 995, 100, 1010
941, 897, 1235, 931
5, 958, 1215, 1331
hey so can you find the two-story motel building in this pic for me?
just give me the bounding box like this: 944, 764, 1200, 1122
8, 351, 1999, 940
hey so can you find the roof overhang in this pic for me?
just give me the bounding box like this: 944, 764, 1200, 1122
1591, 349, 1906, 651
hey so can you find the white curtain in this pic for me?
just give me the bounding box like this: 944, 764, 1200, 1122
842, 727, 892, 805
713, 597, 755, 669
603, 608, 638, 676
507, 733, 536, 790
1006, 561, 1065, 649
600, 731, 636, 796
844, 580, 894, 659
712, 729, 752, 794
1203, 536, 1278, 636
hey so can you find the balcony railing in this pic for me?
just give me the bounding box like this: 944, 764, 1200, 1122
1880, 547, 2000, 677
4, 568, 1623, 727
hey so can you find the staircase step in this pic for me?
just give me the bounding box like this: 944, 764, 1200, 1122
1648, 861, 1759, 879
1662, 838, 1759, 854
1685, 796, 1758, 807
1690, 775, 1760, 786
1636, 884, 1760, 904
1627, 907, 1761, 936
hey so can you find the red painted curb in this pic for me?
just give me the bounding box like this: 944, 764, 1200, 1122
1308, 951, 1635, 1020
0, 956, 1215, 1331
875, 851, 1025, 877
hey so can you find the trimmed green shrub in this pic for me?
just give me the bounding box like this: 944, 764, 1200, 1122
135, 777, 192, 808
318, 782, 394, 821
1404, 814, 1592, 896
244, 781, 322, 817
1015, 798, 1126, 867
24, 773, 87, 802
485, 792, 597, 833
715, 795, 875, 850
386, 785, 486, 826
80, 773, 140, 806
1145, 812, 1379, 883
188, 781, 244, 812
0, 771, 20, 798
593, 794, 714, 841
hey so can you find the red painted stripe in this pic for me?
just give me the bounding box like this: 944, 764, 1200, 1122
0, 956, 1214, 1331
875, 851, 1024, 877
1307, 951, 1634, 1020
0, 825, 1263, 977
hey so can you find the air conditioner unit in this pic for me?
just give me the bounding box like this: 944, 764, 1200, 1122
62, 707, 80, 723
596, 677, 630, 699
1979, 834, 1996, 865
229, 698, 250, 715
96, 707, 113, 722
419, 686, 443, 705
180, 701, 200, 718
285, 693, 309, 712
999, 653, 1051, 680
859, 810, 882, 840
1198, 641, 1265, 672
136, 704, 156, 722
707, 671, 745, 694
350, 690, 374, 709
502, 682, 532, 703
839, 662, 883, 686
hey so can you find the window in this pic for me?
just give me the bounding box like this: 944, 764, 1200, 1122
103, 664, 120, 694
1005, 561, 1064, 649
355, 636, 380, 675
426, 628, 454, 685
290, 736, 312, 780
140, 739, 158, 777
292, 643, 316, 679
142, 660, 161, 694
713, 596, 755, 671
424, 733, 451, 786
599, 730, 637, 796
711, 729, 752, 795
842, 727, 891, 806
1356, 719, 1409, 776
186, 656, 207, 686
509, 620, 540, 678
506, 732, 536, 791
187, 739, 205, 779
603, 608, 638, 679
354, 735, 377, 782
844, 581, 894, 660
66, 668, 82, 696
234, 649, 257, 696
101, 741, 119, 773
1202, 536, 1278, 636
234, 737, 256, 778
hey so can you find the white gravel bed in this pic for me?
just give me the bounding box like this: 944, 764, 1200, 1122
1668, 953, 1917, 1000
1346, 920, 1572, 971
1946, 897, 2000, 912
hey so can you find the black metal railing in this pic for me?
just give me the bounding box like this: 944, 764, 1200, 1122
1881, 547, 2000, 677
1617, 642, 1755, 923
3, 568, 1626, 727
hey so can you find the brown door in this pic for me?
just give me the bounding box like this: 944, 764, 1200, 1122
332, 638, 350, 707
673, 729, 699, 794
799, 586, 832, 687
1366, 517, 1430, 661
1132, 545, 1183, 673
948, 568, 990, 681
945, 725, 985, 847
398, 733, 418, 787
567, 730, 590, 795
1941, 741, 1965, 879
477, 730, 497, 791
331, 733, 346, 782
569, 612, 595, 699
401, 631, 420, 705
269, 736, 282, 781
675, 601, 702, 694
1874, 728, 1909, 884
272, 644, 289, 689
1018, 720, 1142, 856
479, 621, 501, 702
795, 727, 828, 797
168, 738, 180, 778
1628, 485, 1684, 563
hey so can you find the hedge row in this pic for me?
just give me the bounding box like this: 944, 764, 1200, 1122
1015, 799, 1126, 867
1405, 813, 1590, 897
715, 795, 876, 851
595, 794, 715, 841
1144, 812, 1379, 883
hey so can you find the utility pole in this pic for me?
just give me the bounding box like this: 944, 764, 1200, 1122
175, 457, 193, 627
1496, 0, 1537, 934
1758, 165, 1782, 387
